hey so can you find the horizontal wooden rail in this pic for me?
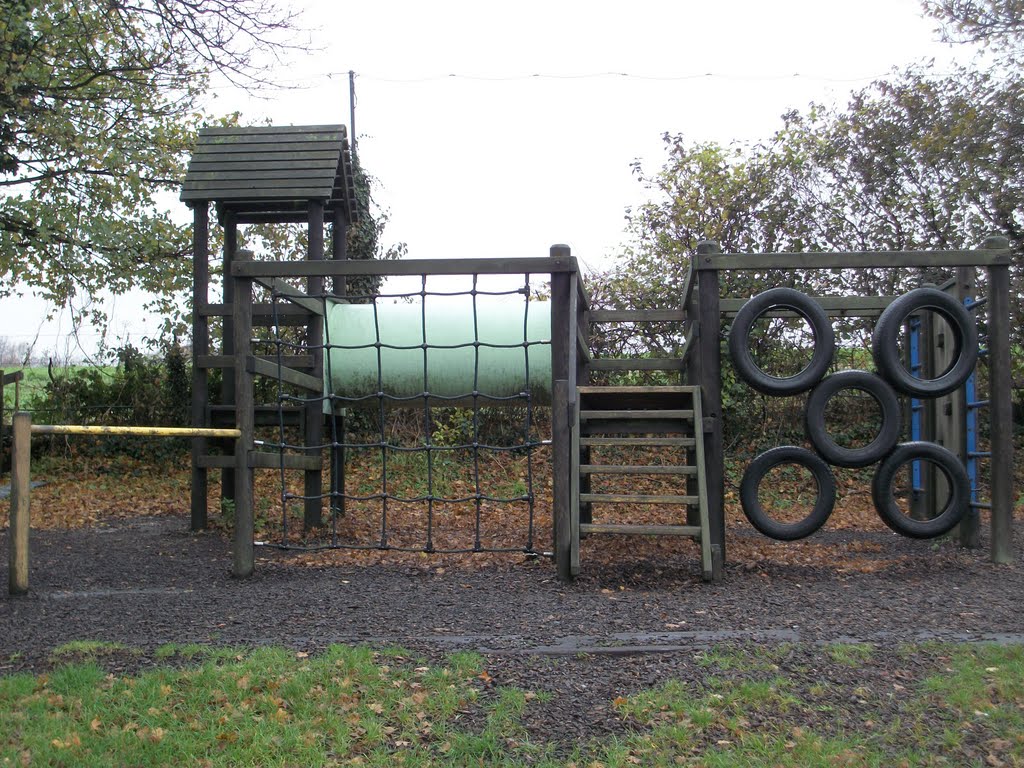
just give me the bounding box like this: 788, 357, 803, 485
31, 424, 242, 438
590, 309, 687, 323
197, 354, 315, 369
719, 296, 897, 317
697, 247, 1009, 271
234, 255, 580, 278
589, 358, 686, 372
9, 411, 245, 596
254, 277, 326, 316
247, 355, 322, 392
199, 302, 314, 318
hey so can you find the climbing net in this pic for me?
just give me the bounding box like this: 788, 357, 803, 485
260, 272, 551, 554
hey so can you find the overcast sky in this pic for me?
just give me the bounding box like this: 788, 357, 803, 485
13, 0, 964, 360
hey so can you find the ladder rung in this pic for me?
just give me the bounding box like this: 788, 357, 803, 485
580, 464, 697, 475
581, 493, 698, 505
577, 386, 696, 395
580, 409, 693, 421
579, 523, 702, 537
581, 437, 696, 448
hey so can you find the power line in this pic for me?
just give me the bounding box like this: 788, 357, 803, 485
204, 67, 970, 94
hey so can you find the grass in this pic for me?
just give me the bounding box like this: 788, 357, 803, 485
825, 642, 875, 667
1, 365, 117, 413
2, 643, 1024, 766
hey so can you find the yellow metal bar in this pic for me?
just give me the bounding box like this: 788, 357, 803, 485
30, 425, 242, 438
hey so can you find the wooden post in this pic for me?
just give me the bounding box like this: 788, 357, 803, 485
985, 236, 1013, 564
329, 208, 347, 519
949, 267, 977, 547
232, 271, 255, 578
221, 213, 237, 510
1, 369, 5, 468
695, 241, 725, 580
190, 203, 210, 531
550, 248, 573, 579
552, 379, 571, 581
304, 201, 325, 530
684, 262, 700, 528
916, 307, 937, 520
9, 411, 30, 595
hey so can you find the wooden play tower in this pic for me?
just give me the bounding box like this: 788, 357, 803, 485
180, 124, 359, 534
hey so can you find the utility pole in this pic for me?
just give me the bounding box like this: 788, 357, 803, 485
348, 70, 357, 154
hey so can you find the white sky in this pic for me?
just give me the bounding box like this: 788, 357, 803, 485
9, 0, 963, 361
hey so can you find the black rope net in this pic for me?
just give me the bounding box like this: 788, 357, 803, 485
258, 272, 551, 555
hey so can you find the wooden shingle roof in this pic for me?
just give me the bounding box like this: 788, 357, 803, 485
180, 124, 359, 224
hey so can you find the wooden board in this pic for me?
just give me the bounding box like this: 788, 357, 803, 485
579, 523, 702, 537
699, 248, 1010, 270
233, 256, 579, 278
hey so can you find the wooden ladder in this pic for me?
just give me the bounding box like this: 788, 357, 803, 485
571, 385, 713, 581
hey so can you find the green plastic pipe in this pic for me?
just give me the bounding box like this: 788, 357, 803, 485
323, 299, 552, 404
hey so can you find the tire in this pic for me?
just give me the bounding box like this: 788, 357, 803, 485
740, 446, 837, 540
871, 287, 978, 398
871, 441, 969, 539
805, 370, 902, 468
729, 288, 835, 396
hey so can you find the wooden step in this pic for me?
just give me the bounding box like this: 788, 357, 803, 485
581, 493, 697, 505
579, 523, 702, 537
579, 409, 693, 420
581, 437, 695, 448
577, 385, 698, 411
580, 420, 694, 437
579, 464, 696, 475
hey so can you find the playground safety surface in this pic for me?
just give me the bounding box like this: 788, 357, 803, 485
2, 511, 1024, 751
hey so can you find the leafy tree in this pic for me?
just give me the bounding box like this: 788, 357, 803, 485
924, 0, 1024, 62
602, 64, 1022, 319
596, 63, 1023, 423
0, 0, 299, 329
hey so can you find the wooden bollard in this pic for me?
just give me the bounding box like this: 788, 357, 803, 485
9, 411, 30, 596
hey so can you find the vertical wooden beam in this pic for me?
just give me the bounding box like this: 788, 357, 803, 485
232, 272, 255, 578
684, 261, 700, 528
951, 266, 977, 547
917, 305, 938, 521
221, 213, 237, 509
550, 247, 572, 578
329, 208, 347, 519
1, 370, 5, 462
304, 201, 325, 530
695, 241, 725, 580
190, 203, 210, 531
552, 379, 571, 581
8, 411, 30, 596
985, 236, 1013, 564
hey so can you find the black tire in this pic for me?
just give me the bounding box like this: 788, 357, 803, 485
729, 288, 835, 396
871, 287, 978, 398
805, 370, 902, 468
740, 446, 837, 541
871, 441, 969, 539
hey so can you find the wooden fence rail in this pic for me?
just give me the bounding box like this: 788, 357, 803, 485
6, 412, 240, 596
